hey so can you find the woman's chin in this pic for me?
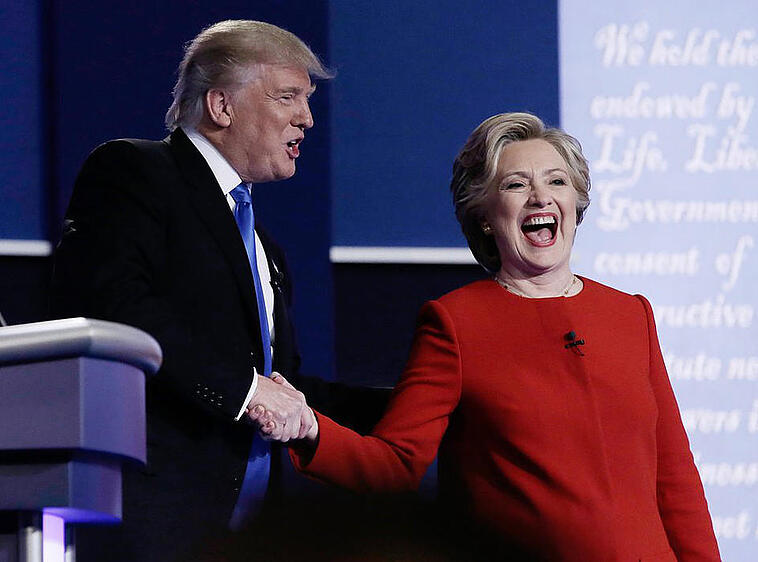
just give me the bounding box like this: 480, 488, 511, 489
501, 244, 569, 276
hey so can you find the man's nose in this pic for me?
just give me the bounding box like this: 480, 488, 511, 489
294, 100, 313, 130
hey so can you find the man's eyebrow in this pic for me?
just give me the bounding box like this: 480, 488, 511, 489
274, 84, 317, 97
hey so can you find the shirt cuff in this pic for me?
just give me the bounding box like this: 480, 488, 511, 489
234, 370, 260, 421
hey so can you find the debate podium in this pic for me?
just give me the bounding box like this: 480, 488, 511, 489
0, 318, 161, 562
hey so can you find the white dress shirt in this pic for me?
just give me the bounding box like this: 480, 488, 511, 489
185, 128, 274, 420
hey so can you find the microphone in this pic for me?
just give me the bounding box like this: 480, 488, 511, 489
269, 259, 285, 293
564, 331, 585, 356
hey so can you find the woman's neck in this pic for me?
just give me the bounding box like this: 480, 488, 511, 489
494, 268, 581, 298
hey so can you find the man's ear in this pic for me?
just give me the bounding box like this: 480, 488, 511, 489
205, 89, 232, 128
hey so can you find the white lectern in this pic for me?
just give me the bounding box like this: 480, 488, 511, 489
0, 318, 161, 562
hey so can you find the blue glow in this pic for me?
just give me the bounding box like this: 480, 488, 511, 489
42, 513, 64, 562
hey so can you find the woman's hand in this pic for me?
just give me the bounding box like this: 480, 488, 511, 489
247, 373, 319, 443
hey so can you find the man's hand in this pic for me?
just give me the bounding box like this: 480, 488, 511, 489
247, 373, 319, 443
245, 373, 309, 442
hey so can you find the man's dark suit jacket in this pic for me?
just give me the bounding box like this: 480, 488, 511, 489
50, 128, 385, 561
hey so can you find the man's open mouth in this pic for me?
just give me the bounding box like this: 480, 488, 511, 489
521, 213, 558, 246
286, 138, 302, 157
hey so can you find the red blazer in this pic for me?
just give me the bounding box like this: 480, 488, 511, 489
294, 278, 720, 561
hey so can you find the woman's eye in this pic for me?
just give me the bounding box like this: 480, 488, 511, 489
501, 182, 525, 190
550, 178, 566, 185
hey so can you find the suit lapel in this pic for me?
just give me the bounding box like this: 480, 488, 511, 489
165, 129, 265, 363
258, 230, 296, 375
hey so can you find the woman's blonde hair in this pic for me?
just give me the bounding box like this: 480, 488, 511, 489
450, 112, 591, 272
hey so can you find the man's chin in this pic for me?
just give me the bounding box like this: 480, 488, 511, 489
273, 163, 297, 181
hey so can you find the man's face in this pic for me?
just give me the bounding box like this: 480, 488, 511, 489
223, 64, 315, 183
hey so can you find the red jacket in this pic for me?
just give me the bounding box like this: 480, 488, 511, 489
294, 278, 720, 561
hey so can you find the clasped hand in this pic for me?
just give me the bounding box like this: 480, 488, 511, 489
245, 373, 318, 442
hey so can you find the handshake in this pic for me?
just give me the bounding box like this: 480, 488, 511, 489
244, 373, 318, 443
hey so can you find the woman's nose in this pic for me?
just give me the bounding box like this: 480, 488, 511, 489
527, 183, 552, 207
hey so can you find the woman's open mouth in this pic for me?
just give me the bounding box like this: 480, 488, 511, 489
521, 213, 558, 247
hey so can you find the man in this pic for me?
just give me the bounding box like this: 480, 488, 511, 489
51, 20, 381, 561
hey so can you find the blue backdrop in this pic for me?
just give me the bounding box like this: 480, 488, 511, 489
330, 0, 559, 248
0, 2, 45, 240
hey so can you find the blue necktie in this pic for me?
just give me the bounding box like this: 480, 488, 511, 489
229, 183, 273, 530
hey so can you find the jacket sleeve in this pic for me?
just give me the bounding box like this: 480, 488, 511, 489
256, 227, 391, 434
637, 295, 721, 561
51, 140, 253, 419
52, 141, 185, 348
291, 299, 462, 491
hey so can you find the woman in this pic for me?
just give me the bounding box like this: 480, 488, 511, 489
263, 113, 720, 560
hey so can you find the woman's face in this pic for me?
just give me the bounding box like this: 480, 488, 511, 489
484, 139, 578, 278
